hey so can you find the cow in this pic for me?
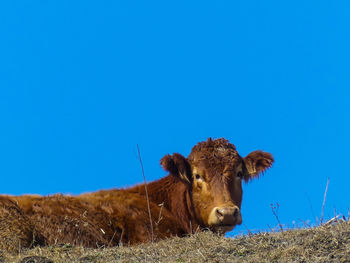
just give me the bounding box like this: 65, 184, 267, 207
0, 138, 273, 252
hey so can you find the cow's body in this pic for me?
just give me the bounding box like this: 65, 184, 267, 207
0, 138, 273, 252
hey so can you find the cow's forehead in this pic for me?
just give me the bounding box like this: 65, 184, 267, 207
188, 138, 241, 174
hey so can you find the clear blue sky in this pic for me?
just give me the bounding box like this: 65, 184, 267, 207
1, 1, 349, 236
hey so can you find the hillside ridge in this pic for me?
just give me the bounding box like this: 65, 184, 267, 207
2, 221, 349, 263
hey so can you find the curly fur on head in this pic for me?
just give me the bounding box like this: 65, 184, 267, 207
187, 138, 273, 182
188, 138, 240, 178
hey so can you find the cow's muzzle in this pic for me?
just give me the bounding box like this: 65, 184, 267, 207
208, 206, 242, 233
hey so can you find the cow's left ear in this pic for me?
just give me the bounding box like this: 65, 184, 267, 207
160, 153, 192, 185
243, 150, 274, 181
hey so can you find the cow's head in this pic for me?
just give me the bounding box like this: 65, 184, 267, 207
160, 138, 273, 234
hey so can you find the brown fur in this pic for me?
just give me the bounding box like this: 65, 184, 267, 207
0, 138, 273, 252
0, 197, 44, 252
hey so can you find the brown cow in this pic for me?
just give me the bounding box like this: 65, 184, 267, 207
0, 138, 273, 252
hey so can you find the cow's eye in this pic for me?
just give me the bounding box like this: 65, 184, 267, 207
237, 171, 243, 179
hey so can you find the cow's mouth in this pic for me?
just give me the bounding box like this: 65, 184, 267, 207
210, 223, 237, 234
207, 206, 242, 234
210, 214, 243, 233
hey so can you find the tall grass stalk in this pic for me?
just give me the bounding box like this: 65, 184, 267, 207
137, 144, 154, 242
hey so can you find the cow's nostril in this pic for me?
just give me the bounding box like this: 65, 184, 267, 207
212, 207, 241, 226
233, 207, 238, 217
216, 208, 224, 219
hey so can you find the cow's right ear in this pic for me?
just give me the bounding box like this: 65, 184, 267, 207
160, 153, 192, 184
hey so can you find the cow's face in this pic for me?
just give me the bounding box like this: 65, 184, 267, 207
161, 138, 273, 234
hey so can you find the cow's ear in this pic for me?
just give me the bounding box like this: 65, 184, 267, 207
243, 151, 274, 181
160, 153, 192, 184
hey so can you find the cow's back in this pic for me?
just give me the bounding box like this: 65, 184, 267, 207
13, 194, 114, 247
0, 196, 44, 253
5, 190, 186, 248
78, 190, 188, 244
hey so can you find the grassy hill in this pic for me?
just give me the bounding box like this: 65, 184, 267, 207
2, 221, 349, 263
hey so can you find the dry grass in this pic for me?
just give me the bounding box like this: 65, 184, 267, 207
1, 221, 349, 263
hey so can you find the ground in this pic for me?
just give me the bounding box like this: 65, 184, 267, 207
2, 221, 349, 263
